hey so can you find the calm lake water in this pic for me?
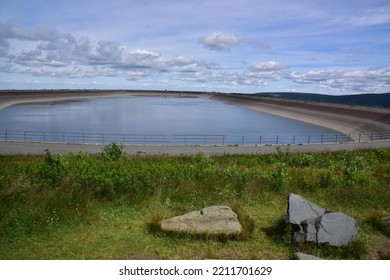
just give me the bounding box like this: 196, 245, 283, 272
0, 96, 343, 145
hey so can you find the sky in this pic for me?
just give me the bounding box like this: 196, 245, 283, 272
0, 0, 389, 94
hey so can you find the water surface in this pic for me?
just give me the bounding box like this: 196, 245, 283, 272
0, 96, 343, 144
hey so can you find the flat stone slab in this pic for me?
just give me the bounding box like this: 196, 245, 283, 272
160, 206, 242, 235
295, 252, 324, 260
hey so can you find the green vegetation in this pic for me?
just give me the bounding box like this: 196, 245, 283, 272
0, 145, 389, 259
99, 142, 125, 161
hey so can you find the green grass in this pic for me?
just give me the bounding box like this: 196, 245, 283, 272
0, 146, 389, 259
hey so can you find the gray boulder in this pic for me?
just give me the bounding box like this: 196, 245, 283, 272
316, 212, 359, 246
294, 217, 318, 243
160, 206, 242, 236
286, 193, 359, 247
294, 212, 359, 246
285, 193, 326, 225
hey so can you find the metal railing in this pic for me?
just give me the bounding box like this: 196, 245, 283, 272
1, 130, 390, 146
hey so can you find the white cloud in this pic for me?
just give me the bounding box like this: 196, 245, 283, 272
1, 14, 389, 94
179, 60, 286, 88
0, 21, 59, 42
250, 61, 286, 72
0, 22, 211, 80
199, 32, 242, 51
179, 64, 389, 93
0, 37, 9, 56
288, 67, 390, 93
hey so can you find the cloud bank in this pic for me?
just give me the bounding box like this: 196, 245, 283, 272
0, 17, 389, 94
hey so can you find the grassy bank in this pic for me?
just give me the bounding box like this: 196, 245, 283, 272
0, 145, 389, 259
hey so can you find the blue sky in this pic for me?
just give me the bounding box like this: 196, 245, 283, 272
0, 0, 389, 94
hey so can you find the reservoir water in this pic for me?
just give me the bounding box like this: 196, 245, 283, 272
0, 96, 343, 145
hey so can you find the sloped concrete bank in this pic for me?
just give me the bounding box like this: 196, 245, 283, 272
0, 90, 212, 110
212, 94, 390, 140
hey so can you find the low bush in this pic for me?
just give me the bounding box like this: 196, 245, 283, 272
100, 142, 125, 161
265, 162, 291, 194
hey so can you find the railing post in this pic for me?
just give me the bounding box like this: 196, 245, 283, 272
336, 134, 338, 143
348, 134, 351, 142
24, 131, 26, 141
82, 133, 85, 144
276, 135, 279, 145
293, 135, 295, 144
308, 135, 310, 144
259, 135, 262, 145
5, 130, 7, 141
321, 134, 323, 144
358, 133, 361, 143
43, 132, 46, 142
223, 135, 225, 145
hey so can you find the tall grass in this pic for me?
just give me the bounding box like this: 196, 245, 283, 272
0, 146, 389, 259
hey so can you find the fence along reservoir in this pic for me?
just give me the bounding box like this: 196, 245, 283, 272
0, 95, 345, 145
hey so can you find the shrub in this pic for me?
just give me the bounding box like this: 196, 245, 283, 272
294, 154, 315, 167
100, 142, 125, 161
266, 162, 291, 193
222, 165, 253, 197
42, 149, 69, 185
189, 152, 214, 180
341, 151, 369, 185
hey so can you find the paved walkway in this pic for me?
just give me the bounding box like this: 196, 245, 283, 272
1, 140, 389, 156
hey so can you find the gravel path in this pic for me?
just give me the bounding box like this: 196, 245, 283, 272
1, 140, 389, 156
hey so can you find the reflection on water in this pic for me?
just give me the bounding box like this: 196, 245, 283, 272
0, 96, 339, 139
